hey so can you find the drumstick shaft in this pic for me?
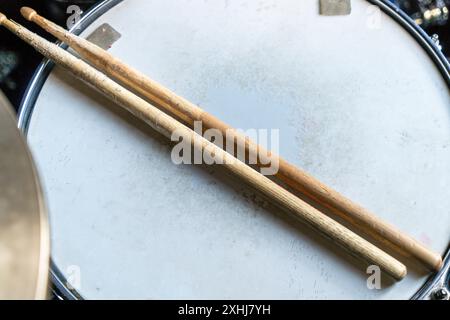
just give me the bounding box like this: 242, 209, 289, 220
0, 13, 408, 280
20, 8, 443, 272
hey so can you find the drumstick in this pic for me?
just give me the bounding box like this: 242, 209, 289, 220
19, 8, 443, 272
0, 13, 409, 280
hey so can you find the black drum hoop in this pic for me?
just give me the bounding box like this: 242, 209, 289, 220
17, 0, 450, 300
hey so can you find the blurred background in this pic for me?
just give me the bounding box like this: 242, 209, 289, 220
0, 0, 449, 113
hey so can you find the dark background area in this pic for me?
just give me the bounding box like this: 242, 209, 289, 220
0, 0, 99, 110
0, 0, 449, 113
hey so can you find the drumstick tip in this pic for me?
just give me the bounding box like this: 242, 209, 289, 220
0, 12, 7, 24
434, 256, 443, 272
20, 7, 37, 21
399, 265, 407, 280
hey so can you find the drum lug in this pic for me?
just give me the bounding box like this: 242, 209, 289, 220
431, 288, 449, 300
431, 34, 443, 51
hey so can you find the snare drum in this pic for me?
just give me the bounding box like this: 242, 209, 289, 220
19, 0, 450, 299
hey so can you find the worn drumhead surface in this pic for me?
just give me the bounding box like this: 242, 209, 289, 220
26, 0, 449, 299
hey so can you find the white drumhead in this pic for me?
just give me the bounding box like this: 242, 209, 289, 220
26, 0, 450, 299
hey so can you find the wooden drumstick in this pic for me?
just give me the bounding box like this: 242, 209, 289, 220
19, 7, 443, 272
0, 13, 409, 280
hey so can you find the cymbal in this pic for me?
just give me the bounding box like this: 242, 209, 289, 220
0, 90, 49, 299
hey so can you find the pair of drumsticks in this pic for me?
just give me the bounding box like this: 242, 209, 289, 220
0, 7, 442, 280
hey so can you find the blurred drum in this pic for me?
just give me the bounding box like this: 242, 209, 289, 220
19, 0, 450, 299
